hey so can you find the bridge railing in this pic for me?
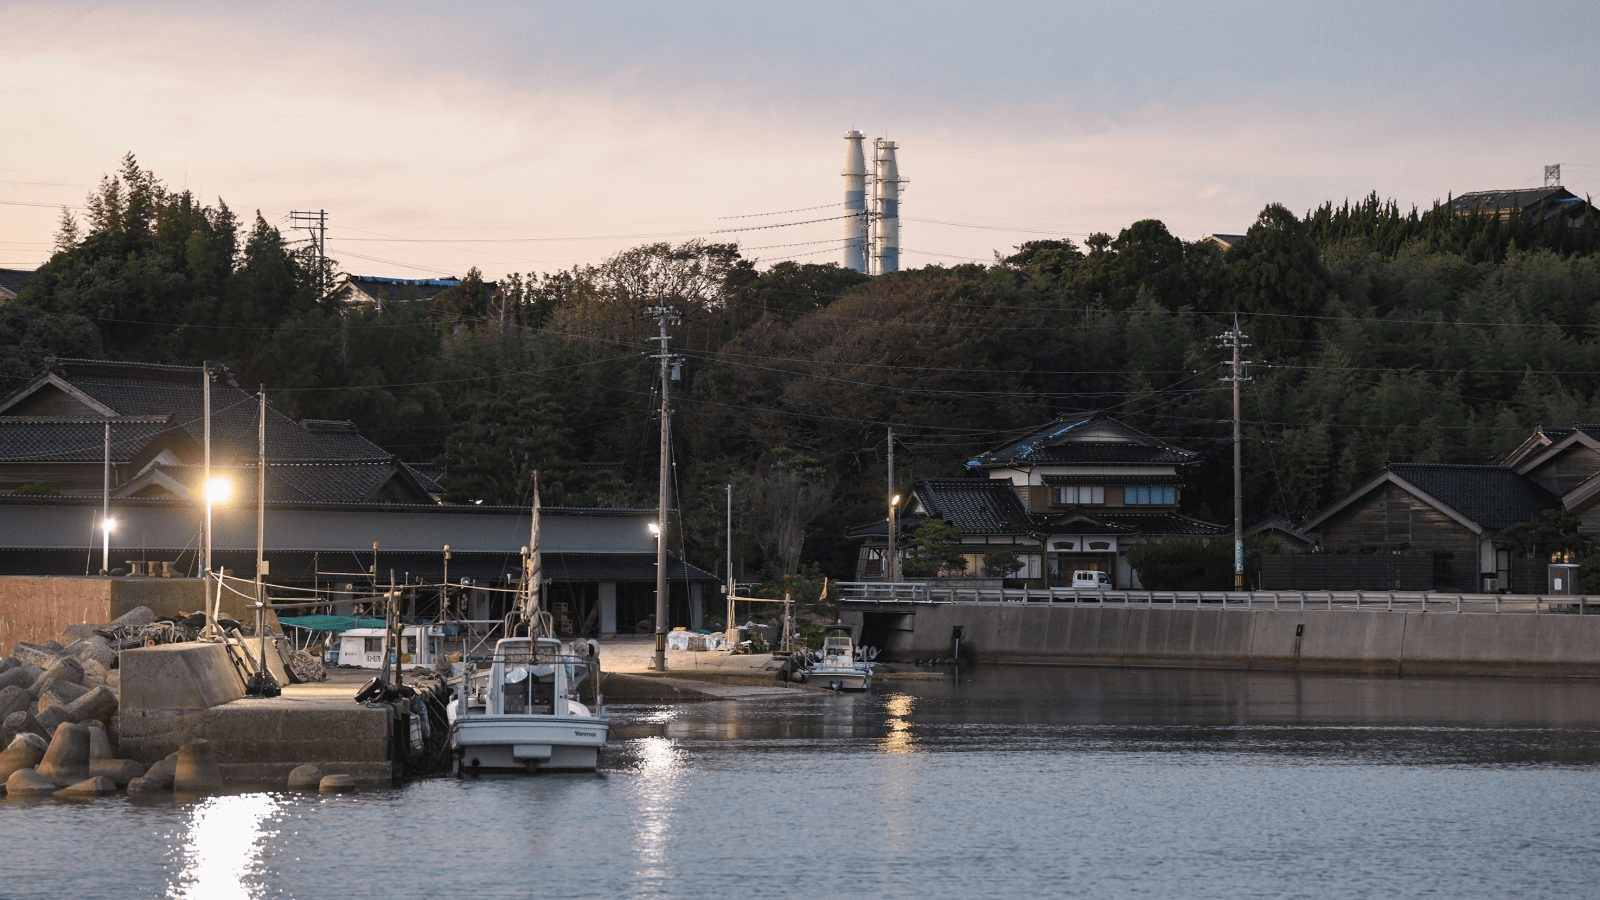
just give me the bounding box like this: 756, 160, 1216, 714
833, 582, 1593, 615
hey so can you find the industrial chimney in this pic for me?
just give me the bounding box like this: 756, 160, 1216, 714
843, 131, 868, 273
872, 139, 903, 275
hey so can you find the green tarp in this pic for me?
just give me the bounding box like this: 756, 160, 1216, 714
277, 615, 388, 633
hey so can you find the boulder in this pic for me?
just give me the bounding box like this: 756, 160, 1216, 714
6, 767, 58, 797
286, 764, 324, 791
56, 775, 118, 797
0, 732, 49, 780
174, 739, 223, 793
37, 722, 91, 786
0, 685, 30, 722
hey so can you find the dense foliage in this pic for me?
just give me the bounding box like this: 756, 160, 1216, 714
8, 157, 1600, 584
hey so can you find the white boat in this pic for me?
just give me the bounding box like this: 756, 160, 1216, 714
449, 634, 608, 773
447, 472, 608, 773
807, 624, 874, 691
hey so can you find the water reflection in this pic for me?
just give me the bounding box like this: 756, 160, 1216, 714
168, 793, 279, 899
879, 693, 917, 754
627, 735, 687, 891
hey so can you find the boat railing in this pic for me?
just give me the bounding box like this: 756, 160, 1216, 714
835, 582, 1594, 616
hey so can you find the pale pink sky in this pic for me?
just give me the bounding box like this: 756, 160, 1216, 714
3, 1, 1596, 280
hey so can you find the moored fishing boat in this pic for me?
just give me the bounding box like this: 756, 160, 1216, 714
448, 473, 608, 773
806, 623, 874, 691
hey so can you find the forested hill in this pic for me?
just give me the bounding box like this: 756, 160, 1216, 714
6, 156, 1600, 582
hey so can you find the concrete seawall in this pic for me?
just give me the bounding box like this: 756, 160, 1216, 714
846, 603, 1600, 678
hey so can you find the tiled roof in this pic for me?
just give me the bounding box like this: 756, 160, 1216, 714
0, 268, 35, 299
1041, 473, 1184, 485
3, 359, 393, 463
912, 479, 1035, 535
1449, 187, 1592, 220
967, 413, 1199, 469
126, 461, 436, 504
1388, 463, 1560, 530
0, 416, 176, 462
1085, 511, 1229, 536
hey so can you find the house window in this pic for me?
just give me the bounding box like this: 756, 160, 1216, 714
1053, 485, 1105, 505
1123, 485, 1175, 505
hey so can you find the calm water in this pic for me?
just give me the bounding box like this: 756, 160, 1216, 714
7, 666, 1600, 899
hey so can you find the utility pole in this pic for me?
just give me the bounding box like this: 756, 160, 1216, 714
647, 303, 681, 672
290, 210, 328, 298
886, 428, 897, 582
1217, 316, 1252, 590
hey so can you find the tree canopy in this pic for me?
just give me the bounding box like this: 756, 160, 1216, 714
10, 157, 1600, 584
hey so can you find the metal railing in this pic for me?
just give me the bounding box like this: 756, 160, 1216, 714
835, 582, 1593, 615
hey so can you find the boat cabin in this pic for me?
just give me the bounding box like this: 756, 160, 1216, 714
335, 624, 445, 669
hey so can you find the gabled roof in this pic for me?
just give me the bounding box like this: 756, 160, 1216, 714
0, 415, 177, 462
965, 413, 1199, 470
0, 358, 393, 464
1306, 463, 1560, 534
1044, 510, 1226, 536
1449, 187, 1594, 222
1199, 233, 1246, 250
0, 268, 35, 301
116, 460, 438, 505
909, 479, 1035, 535
331, 274, 461, 307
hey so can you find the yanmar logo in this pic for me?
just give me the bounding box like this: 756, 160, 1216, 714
575, 731, 597, 737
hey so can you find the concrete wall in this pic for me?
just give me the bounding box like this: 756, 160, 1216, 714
0, 575, 229, 650
848, 603, 1600, 678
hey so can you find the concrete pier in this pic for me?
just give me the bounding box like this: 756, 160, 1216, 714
843, 601, 1600, 678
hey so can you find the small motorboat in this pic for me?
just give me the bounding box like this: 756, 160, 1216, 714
806, 624, 874, 691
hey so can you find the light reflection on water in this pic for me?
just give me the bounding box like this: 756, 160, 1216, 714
5, 666, 1600, 898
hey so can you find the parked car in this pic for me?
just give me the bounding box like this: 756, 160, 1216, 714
1070, 570, 1111, 590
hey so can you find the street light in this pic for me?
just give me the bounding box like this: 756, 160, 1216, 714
888, 494, 901, 583
203, 475, 232, 578
100, 516, 116, 576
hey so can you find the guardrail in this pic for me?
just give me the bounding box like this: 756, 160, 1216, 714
834, 582, 1594, 615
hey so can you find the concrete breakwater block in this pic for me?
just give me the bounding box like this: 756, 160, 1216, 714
144, 752, 178, 789
0, 685, 30, 721
10, 642, 62, 670
0, 732, 48, 780
0, 664, 41, 692
37, 722, 91, 785
89, 758, 144, 786
3, 709, 44, 746
85, 723, 113, 760
56, 775, 118, 798
110, 606, 156, 630
33, 656, 87, 693
318, 773, 356, 794
286, 764, 324, 791
6, 767, 58, 797
174, 739, 224, 793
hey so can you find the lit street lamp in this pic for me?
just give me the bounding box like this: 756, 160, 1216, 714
203, 475, 232, 578
100, 516, 116, 576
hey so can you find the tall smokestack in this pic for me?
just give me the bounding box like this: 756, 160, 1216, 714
872, 139, 905, 275
843, 131, 867, 273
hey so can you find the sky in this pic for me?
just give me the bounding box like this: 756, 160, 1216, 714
3, 1, 1598, 282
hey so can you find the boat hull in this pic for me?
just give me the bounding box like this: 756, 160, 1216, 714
810, 665, 872, 691
453, 715, 609, 773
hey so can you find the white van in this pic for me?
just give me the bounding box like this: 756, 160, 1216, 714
1070, 570, 1111, 590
